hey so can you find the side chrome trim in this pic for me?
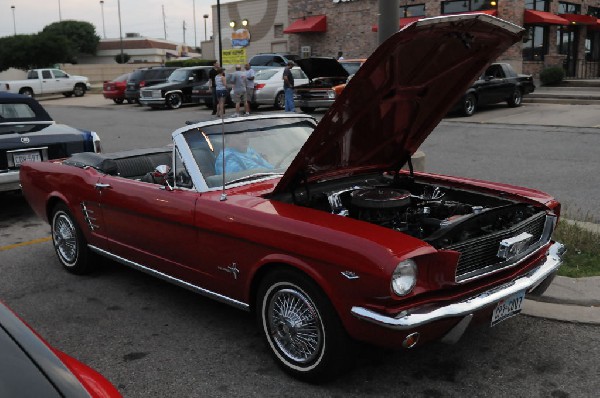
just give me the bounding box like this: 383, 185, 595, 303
88, 245, 250, 311
351, 242, 564, 331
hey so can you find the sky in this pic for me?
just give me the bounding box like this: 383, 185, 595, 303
1, 0, 237, 46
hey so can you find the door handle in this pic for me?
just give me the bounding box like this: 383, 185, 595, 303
95, 183, 112, 190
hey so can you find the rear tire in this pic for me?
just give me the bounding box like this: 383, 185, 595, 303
166, 93, 183, 109
51, 203, 94, 274
19, 88, 34, 97
275, 92, 285, 110
256, 269, 350, 382
113, 98, 124, 104
462, 94, 477, 116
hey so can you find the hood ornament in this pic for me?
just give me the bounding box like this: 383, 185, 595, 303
21, 137, 30, 144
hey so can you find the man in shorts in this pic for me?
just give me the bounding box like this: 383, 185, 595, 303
231, 64, 246, 117
244, 63, 256, 116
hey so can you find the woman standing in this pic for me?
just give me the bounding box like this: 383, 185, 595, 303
215, 68, 228, 118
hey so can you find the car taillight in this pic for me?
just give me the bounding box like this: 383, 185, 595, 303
255, 83, 266, 90
140, 81, 146, 87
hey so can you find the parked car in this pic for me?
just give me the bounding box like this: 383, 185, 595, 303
293, 57, 350, 112
139, 66, 211, 110
0, 68, 91, 98
124, 67, 177, 103
454, 62, 536, 116
102, 73, 131, 104
0, 300, 121, 397
19, 15, 564, 382
253, 67, 309, 109
0, 92, 101, 192
249, 53, 301, 69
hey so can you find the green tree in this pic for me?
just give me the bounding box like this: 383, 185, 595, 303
42, 20, 100, 55
0, 33, 75, 72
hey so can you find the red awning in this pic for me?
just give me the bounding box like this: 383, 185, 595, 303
457, 9, 498, 16
371, 16, 422, 32
589, 19, 600, 31
524, 10, 569, 25
559, 13, 598, 25
284, 15, 327, 34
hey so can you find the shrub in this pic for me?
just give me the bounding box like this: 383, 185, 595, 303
539, 66, 564, 86
114, 53, 131, 64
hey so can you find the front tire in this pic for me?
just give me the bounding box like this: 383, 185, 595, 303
462, 93, 477, 116
166, 93, 183, 109
507, 88, 523, 107
19, 88, 34, 97
51, 203, 93, 274
73, 84, 86, 97
257, 269, 349, 382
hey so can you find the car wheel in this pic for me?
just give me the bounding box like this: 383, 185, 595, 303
275, 92, 285, 110
257, 269, 349, 382
126, 99, 134, 104
113, 98, 124, 104
63, 92, 73, 97
462, 94, 477, 116
19, 88, 34, 97
51, 203, 93, 274
73, 84, 86, 97
508, 88, 523, 107
300, 106, 316, 113
166, 93, 183, 109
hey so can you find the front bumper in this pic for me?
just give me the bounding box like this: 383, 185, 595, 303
0, 170, 21, 192
294, 99, 335, 109
351, 242, 565, 331
139, 98, 166, 107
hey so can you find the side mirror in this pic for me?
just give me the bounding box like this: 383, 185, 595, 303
153, 164, 173, 190
189, 76, 195, 81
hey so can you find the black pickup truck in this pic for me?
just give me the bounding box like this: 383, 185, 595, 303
454, 63, 535, 116
139, 66, 211, 109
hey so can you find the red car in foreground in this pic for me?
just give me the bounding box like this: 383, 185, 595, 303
0, 301, 121, 397
102, 73, 131, 104
20, 14, 564, 382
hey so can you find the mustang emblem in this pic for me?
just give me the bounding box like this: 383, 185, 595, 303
21, 137, 30, 144
497, 232, 533, 260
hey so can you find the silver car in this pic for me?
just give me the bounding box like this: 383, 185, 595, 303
252, 67, 308, 109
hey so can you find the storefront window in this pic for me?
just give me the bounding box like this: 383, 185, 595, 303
442, 0, 498, 14
588, 6, 600, 18
558, 2, 580, 14
524, 0, 549, 12
557, 27, 574, 55
522, 25, 547, 61
401, 4, 426, 18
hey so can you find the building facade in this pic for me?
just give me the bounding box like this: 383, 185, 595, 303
284, 0, 600, 78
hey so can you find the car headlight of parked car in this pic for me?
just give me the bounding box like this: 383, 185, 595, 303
327, 90, 336, 99
391, 259, 417, 296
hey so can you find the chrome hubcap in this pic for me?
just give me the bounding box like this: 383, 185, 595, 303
268, 288, 322, 364
53, 213, 77, 265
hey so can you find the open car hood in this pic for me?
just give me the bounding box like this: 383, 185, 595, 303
295, 57, 350, 80
274, 14, 523, 195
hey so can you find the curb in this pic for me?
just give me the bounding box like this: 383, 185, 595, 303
522, 300, 600, 325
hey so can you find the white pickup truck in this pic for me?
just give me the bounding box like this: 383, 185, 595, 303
0, 68, 91, 97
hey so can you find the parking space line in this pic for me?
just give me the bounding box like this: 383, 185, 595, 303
0, 236, 52, 252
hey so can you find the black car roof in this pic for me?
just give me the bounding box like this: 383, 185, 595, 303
0, 93, 53, 123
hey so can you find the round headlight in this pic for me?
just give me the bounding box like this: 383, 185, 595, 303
391, 259, 417, 296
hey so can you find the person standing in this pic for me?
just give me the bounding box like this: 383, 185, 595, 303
214, 68, 228, 118
283, 61, 295, 112
208, 61, 220, 115
231, 64, 246, 117
244, 63, 256, 116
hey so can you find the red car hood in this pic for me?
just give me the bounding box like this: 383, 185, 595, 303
274, 14, 523, 195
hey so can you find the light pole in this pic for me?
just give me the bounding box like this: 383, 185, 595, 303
58, 0, 62, 21
203, 14, 209, 41
100, 1, 106, 39
118, 0, 124, 63
193, 0, 197, 48
217, 0, 222, 66
11, 5, 16, 35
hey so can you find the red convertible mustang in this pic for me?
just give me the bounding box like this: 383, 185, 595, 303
20, 15, 564, 382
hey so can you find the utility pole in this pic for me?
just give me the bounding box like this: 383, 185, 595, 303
217, 0, 222, 66
193, 0, 197, 48
183, 20, 187, 45
118, 0, 124, 62
378, 0, 400, 44
100, 1, 106, 39
162, 5, 167, 40
11, 5, 16, 35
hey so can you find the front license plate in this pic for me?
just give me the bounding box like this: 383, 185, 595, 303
491, 290, 525, 326
13, 151, 42, 166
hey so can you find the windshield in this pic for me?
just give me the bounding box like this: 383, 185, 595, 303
183, 118, 315, 189
168, 70, 190, 82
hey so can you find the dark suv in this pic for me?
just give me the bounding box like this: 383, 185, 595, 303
248, 53, 300, 68
125, 67, 177, 103
139, 66, 212, 110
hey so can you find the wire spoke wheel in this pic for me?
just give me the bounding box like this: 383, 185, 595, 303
267, 288, 323, 364
53, 212, 78, 266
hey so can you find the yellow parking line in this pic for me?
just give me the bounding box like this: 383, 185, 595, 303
0, 236, 52, 252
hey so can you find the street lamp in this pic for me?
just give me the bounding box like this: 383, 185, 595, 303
217, 0, 222, 66
203, 14, 209, 42
193, 0, 197, 48
58, 0, 62, 21
100, 1, 106, 39
11, 5, 16, 35
118, 0, 124, 63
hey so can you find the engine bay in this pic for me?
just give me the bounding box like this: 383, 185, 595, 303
275, 174, 545, 248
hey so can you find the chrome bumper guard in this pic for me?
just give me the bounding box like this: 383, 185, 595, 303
351, 242, 565, 331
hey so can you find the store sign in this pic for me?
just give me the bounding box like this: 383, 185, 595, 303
222, 48, 247, 65
231, 29, 250, 48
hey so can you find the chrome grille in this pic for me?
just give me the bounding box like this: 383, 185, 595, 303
448, 212, 550, 282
